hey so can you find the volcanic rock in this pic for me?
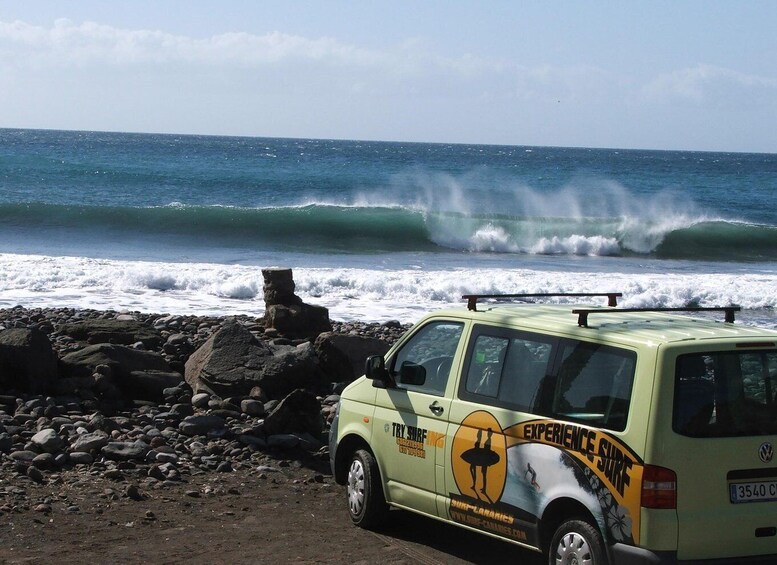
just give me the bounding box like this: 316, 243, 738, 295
262, 389, 323, 437
0, 328, 59, 393
314, 332, 391, 383
57, 319, 163, 349
60, 344, 172, 381
184, 319, 325, 398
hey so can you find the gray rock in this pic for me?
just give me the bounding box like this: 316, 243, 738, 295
191, 392, 211, 408
267, 434, 300, 449
123, 370, 184, 402
60, 344, 172, 382
178, 415, 226, 436
26, 465, 44, 483
314, 332, 391, 383
0, 432, 12, 453
184, 319, 325, 399
70, 431, 110, 453
124, 484, 144, 500
69, 451, 94, 465
240, 399, 265, 417
262, 389, 323, 436
32, 452, 55, 469
31, 429, 64, 453
262, 268, 303, 306
261, 269, 331, 339
57, 319, 163, 349
238, 434, 267, 449
101, 440, 150, 461
169, 403, 194, 417
155, 452, 178, 464
263, 303, 331, 340
9, 450, 37, 462
0, 328, 59, 393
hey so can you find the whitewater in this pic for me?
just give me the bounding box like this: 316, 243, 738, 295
1, 129, 776, 326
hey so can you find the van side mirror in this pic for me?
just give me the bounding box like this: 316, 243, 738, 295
365, 355, 395, 388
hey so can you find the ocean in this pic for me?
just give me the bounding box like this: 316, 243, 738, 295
1, 128, 776, 326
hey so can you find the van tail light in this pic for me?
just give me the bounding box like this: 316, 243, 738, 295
641, 465, 677, 509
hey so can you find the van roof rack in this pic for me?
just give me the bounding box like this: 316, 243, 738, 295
463, 292, 622, 312
572, 306, 741, 328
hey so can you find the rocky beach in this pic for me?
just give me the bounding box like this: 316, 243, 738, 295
0, 269, 427, 564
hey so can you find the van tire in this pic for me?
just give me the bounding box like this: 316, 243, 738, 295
346, 449, 389, 529
548, 518, 608, 565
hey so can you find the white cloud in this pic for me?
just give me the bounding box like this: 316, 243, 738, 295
0, 17, 609, 98
643, 64, 777, 105
0, 18, 383, 67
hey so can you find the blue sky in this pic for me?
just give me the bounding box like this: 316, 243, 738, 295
1, 1, 775, 152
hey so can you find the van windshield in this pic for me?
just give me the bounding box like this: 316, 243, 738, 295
674, 351, 777, 437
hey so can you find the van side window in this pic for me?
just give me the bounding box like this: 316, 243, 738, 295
549, 341, 636, 432
465, 335, 509, 397
461, 327, 554, 411
391, 321, 464, 396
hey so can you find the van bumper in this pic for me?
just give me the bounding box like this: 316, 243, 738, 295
610, 544, 676, 564
611, 544, 777, 564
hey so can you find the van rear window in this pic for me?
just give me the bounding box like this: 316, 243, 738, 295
674, 351, 777, 437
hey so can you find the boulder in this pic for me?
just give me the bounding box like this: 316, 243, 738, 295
57, 319, 163, 348
60, 344, 172, 381
0, 328, 59, 394
121, 370, 184, 402
31, 429, 65, 453
70, 431, 110, 453
264, 303, 332, 340
101, 440, 150, 461
184, 319, 324, 399
262, 389, 323, 437
178, 415, 226, 436
314, 332, 391, 383
262, 268, 303, 306
261, 268, 331, 339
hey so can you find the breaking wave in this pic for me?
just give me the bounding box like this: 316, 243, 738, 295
0, 201, 775, 261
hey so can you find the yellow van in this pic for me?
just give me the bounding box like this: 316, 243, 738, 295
329, 294, 777, 564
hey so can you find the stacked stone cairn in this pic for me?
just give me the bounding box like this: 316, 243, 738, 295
0, 268, 405, 497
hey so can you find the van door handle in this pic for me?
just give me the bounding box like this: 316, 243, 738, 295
429, 401, 444, 416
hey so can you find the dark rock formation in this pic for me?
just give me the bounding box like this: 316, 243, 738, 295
262, 389, 323, 437
262, 268, 332, 339
124, 370, 185, 403
184, 319, 325, 399
60, 344, 172, 380
0, 328, 59, 393
262, 268, 303, 306
57, 319, 163, 349
314, 332, 392, 383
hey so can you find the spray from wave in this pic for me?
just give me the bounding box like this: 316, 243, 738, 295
356, 175, 732, 257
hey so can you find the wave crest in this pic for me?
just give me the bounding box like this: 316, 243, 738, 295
0, 197, 775, 261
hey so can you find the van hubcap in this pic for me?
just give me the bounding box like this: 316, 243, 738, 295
347, 458, 366, 516
554, 532, 592, 565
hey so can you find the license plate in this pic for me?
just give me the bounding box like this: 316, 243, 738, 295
730, 481, 777, 503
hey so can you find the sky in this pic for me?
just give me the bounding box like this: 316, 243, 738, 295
0, 1, 775, 153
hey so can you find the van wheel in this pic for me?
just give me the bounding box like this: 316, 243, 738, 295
548, 519, 608, 565
346, 449, 389, 528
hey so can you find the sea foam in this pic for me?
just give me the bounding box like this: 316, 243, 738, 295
1, 253, 776, 328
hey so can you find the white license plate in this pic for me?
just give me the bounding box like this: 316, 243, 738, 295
730, 481, 777, 503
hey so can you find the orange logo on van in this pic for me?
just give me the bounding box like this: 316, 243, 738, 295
451, 411, 508, 504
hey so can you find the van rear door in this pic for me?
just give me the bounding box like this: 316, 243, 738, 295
668, 348, 777, 560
